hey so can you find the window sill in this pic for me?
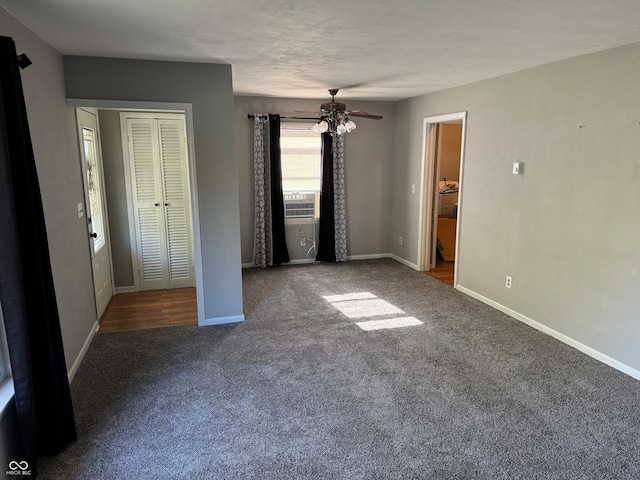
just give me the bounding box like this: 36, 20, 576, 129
0, 377, 15, 417
285, 217, 319, 225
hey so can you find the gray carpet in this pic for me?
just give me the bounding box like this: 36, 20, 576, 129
40, 259, 640, 479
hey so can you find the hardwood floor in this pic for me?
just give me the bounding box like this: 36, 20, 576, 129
99, 288, 197, 333
425, 261, 455, 286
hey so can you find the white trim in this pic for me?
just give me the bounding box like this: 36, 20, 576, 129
245, 254, 395, 268
289, 259, 316, 265
243, 258, 319, 268
66, 100, 205, 326
285, 217, 320, 225
389, 254, 419, 271
201, 314, 245, 326
68, 321, 99, 383
347, 253, 390, 261
183, 109, 205, 326
114, 286, 136, 294
119, 112, 141, 292
456, 285, 640, 382
417, 112, 467, 286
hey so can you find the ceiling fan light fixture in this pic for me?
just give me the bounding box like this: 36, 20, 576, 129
344, 119, 357, 132
313, 120, 329, 133
304, 89, 379, 135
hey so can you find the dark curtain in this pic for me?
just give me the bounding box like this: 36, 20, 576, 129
0, 36, 77, 475
268, 114, 290, 265
316, 132, 336, 262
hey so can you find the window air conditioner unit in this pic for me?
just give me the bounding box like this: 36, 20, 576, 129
283, 192, 316, 218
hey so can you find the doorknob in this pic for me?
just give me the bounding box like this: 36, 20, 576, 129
90, 232, 97, 238
155, 203, 160, 206
164, 203, 169, 206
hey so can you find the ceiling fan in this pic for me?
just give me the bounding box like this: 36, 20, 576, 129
297, 89, 383, 135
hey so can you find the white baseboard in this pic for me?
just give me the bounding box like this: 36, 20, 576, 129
68, 320, 99, 383
348, 253, 390, 261
246, 254, 409, 268
115, 286, 136, 294
200, 314, 245, 326
388, 254, 419, 271
289, 258, 316, 265
456, 285, 640, 382
243, 259, 316, 268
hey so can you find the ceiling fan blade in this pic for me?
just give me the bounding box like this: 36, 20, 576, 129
348, 111, 383, 120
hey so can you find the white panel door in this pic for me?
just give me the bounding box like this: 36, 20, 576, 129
158, 119, 194, 288
124, 114, 193, 291
77, 108, 113, 318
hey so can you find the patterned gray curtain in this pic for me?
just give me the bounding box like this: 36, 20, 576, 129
252, 114, 289, 267
332, 134, 347, 261
253, 115, 272, 267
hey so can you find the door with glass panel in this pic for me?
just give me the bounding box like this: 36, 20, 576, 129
77, 108, 113, 318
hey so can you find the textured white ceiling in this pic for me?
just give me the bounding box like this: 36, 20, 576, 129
3, 0, 640, 100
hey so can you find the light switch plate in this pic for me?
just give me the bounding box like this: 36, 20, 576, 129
513, 161, 524, 175
77, 202, 84, 218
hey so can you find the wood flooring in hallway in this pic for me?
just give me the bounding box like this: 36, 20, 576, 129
424, 261, 455, 286
99, 287, 197, 333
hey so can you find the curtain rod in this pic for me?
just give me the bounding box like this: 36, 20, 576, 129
247, 114, 319, 120
17, 53, 32, 69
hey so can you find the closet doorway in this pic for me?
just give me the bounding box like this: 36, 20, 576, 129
120, 112, 195, 291
418, 112, 467, 287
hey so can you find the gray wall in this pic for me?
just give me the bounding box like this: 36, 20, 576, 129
1, 6, 98, 460
63, 56, 243, 322
98, 110, 134, 287
391, 42, 640, 372
234, 96, 396, 264
0, 10, 97, 374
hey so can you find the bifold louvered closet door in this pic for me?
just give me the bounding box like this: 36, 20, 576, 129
123, 113, 194, 291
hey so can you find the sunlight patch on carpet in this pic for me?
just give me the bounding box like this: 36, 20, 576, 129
356, 317, 423, 331
323, 292, 422, 330
323, 292, 376, 302
326, 298, 403, 319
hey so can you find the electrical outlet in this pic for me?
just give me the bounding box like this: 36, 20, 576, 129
300, 237, 306, 247
505, 276, 512, 289
399, 236, 403, 245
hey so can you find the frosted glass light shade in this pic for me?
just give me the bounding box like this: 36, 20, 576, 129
312, 120, 329, 133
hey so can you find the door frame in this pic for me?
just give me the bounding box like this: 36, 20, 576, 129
75, 107, 115, 319
67, 99, 204, 326
417, 112, 467, 286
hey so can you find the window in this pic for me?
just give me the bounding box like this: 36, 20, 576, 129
82, 126, 106, 252
0, 303, 7, 383
280, 122, 321, 218
0, 301, 14, 414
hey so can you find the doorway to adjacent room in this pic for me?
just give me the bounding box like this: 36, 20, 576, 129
418, 112, 466, 287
